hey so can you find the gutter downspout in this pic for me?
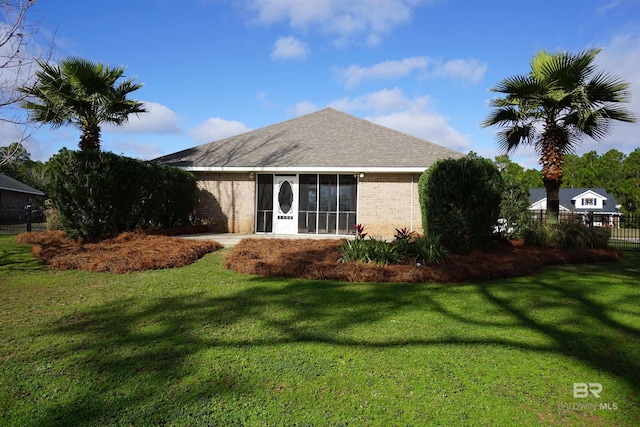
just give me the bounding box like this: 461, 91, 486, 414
410, 174, 414, 232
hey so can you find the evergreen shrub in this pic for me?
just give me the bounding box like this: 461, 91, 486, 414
48, 149, 196, 240
420, 154, 503, 254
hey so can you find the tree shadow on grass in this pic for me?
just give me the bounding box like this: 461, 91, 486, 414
0, 244, 49, 272
31, 255, 640, 425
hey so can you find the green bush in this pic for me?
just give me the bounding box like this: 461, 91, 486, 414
420, 154, 503, 254
552, 219, 591, 249
521, 220, 552, 247
409, 235, 449, 264
521, 217, 611, 249
587, 227, 611, 249
340, 225, 448, 266
43, 199, 63, 231
48, 149, 196, 240
340, 237, 404, 266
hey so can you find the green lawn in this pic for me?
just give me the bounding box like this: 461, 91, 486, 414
1, 235, 639, 426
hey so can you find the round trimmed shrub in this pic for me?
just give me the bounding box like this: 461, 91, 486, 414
420, 154, 503, 254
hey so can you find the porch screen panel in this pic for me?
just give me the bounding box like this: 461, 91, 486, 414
298, 174, 317, 233
318, 174, 337, 234
338, 175, 357, 235
256, 174, 273, 232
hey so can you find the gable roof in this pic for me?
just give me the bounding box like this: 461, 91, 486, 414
0, 174, 44, 196
529, 187, 620, 213
154, 108, 465, 172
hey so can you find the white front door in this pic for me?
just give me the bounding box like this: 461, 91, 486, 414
273, 175, 298, 234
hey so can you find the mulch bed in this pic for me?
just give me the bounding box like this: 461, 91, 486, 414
224, 238, 622, 283
15, 231, 222, 273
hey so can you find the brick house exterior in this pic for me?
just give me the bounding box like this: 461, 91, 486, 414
155, 108, 463, 237
0, 174, 45, 230
0, 174, 45, 208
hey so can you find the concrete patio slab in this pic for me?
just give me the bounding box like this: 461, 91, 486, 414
179, 233, 351, 248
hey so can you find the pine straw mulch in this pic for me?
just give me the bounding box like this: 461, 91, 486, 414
224, 238, 622, 283
15, 231, 222, 273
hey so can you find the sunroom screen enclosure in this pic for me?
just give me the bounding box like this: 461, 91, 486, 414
256, 174, 357, 235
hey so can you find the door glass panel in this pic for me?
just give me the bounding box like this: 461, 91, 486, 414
278, 180, 293, 214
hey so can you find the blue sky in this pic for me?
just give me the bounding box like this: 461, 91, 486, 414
12, 0, 640, 168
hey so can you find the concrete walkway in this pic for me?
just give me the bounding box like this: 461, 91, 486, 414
179, 232, 350, 248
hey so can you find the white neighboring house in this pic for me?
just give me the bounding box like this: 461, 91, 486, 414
529, 187, 622, 226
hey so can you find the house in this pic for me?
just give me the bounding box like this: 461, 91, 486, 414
0, 173, 44, 208
154, 108, 465, 237
0, 174, 45, 230
529, 187, 622, 226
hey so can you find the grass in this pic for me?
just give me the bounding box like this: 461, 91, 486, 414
1, 235, 639, 426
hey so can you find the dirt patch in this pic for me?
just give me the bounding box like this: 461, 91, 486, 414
16, 231, 222, 273
224, 238, 622, 283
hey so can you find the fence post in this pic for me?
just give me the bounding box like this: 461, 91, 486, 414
25, 198, 32, 232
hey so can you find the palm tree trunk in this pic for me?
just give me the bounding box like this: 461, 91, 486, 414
79, 124, 101, 151
544, 179, 561, 224
540, 133, 564, 224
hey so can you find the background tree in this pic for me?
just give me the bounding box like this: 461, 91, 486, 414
562, 148, 640, 215
482, 48, 635, 222
0, 141, 30, 176
19, 56, 146, 151
621, 149, 640, 215
493, 155, 534, 234
0, 0, 54, 164
0, 142, 48, 192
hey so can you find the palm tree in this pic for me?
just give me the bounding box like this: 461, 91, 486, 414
482, 48, 635, 222
20, 57, 146, 151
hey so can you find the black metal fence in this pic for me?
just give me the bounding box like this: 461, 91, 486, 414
531, 210, 640, 251
0, 205, 47, 234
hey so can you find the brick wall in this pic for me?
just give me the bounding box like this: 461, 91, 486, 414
193, 172, 255, 233
192, 172, 425, 237
357, 173, 423, 238
0, 190, 33, 208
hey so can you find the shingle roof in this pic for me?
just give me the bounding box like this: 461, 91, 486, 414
154, 108, 464, 171
0, 174, 44, 196
529, 187, 620, 213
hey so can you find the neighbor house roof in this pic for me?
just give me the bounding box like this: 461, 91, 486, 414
154, 108, 465, 172
529, 187, 621, 213
0, 174, 44, 196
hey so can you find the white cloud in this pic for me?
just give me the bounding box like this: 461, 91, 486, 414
482, 34, 640, 167
330, 88, 413, 112
271, 36, 310, 60
249, 0, 428, 45
107, 101, 183, 134
426, 58, 487, 83
579, 33, 640, 155
326, 88, 472, 151
334, 56, 487, 88
333, 57, 428, 88
289, 101, 319, 117
256, 91, 276, 108
189, 117, 252, 143
368, 110, 472, 152
109, 139, 166, 160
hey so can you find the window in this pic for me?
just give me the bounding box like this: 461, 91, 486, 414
298, 174, 318, 233
338, 175, 357, 235
582, 198, 596, 206
297, 174, 357, 235
256, 174, 273, 232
